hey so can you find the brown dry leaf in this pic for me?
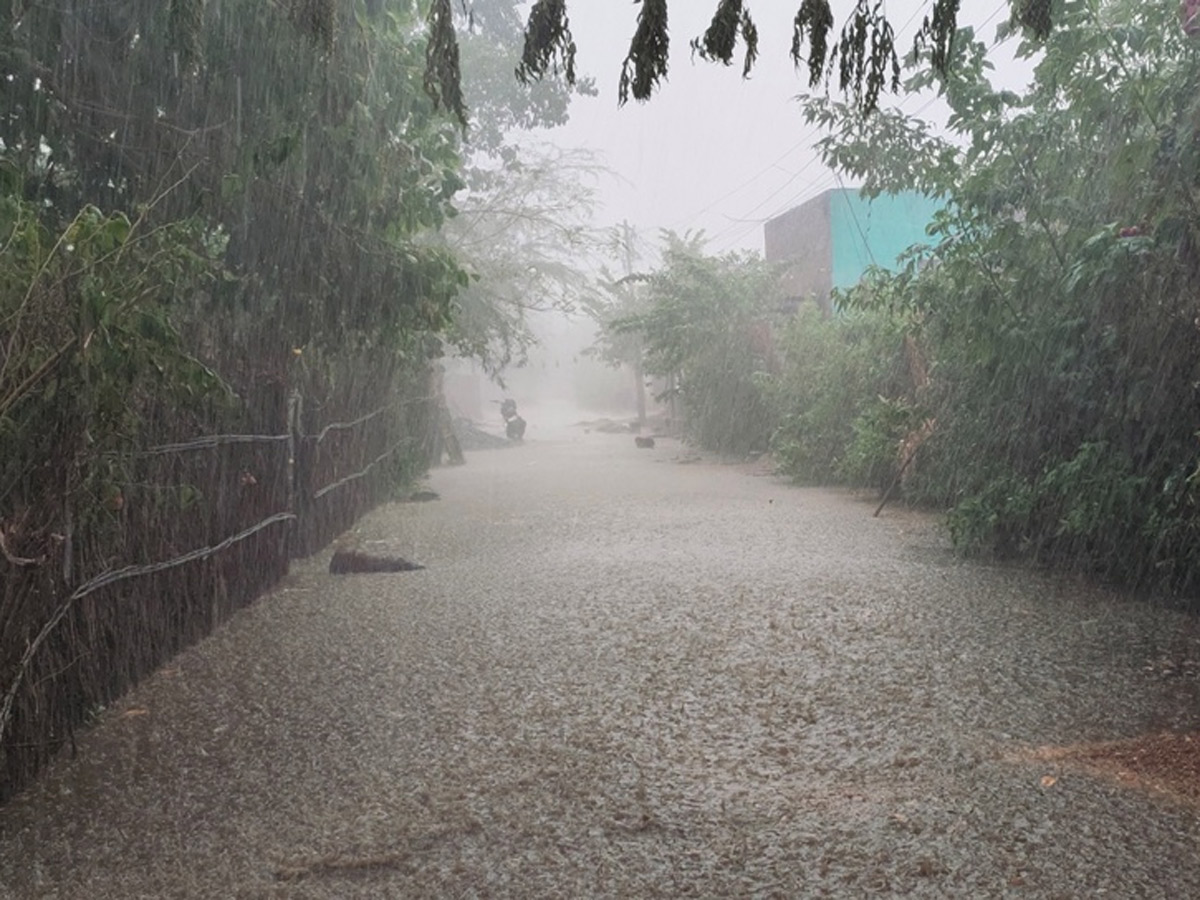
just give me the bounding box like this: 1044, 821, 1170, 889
121, 707, 149, 718
1008, 731, 1200, 806
1040, 774, 1058, 788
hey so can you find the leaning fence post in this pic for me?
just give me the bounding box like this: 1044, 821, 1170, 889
287, 390, 308, 557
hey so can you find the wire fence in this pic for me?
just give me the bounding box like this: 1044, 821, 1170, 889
0, 382, 440, 802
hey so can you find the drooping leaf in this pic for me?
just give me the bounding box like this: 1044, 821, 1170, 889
693, 0, 743, 65
831, 0, 901, 114
792, 0, 835, 88
1017, 0, 1055, 40
691, 0, 758, 78
619, 0, 670, 105
515, 0, 577, 86
911, 0, 958, 75
424, 0, 469, 130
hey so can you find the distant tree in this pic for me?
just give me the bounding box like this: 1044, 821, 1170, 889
455, 0, 596, 155
610, 232, 784, 455
583, 223, 653, 424
440, 146, 605, 375
438, 0, 604, 377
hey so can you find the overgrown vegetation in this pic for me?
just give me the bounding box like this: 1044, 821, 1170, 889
602, 233, 782, 456
784, 0, 1200, 595
1, 0, 470, 558
0, 0, 611, 800
603, 3, 1200, 600
0, 0, 470, 801
770, 280, 922, 490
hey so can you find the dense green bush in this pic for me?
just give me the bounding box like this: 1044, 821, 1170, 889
770, 282, 922, 490
612, 234, 782, 456
798, 0, 1200, 595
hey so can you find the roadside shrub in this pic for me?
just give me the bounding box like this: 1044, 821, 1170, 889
839, 395, 922, 491
771, 291, 920, 489
612, 234, 782, 456
799, 1, 1200, 595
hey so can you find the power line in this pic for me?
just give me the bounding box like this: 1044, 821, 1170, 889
707, 1, 1019, 253
892, 2, 931, 42
833, 169, 878, 269
706, 175, 826, 249
704, 131, 848, 250
710, 173, 839, 253
663, 124, 827, 232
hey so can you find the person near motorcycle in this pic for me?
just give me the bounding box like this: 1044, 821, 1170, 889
500, 398, 526, 440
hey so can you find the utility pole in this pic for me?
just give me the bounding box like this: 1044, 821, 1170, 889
619, 221, 647, 427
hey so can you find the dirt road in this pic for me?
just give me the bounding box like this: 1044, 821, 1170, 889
3, 423, 1200, 898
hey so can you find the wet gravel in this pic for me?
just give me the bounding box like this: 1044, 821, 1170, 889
3, 424, 1200, 898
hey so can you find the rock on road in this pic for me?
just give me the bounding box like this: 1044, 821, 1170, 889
3, 422, 1200, 898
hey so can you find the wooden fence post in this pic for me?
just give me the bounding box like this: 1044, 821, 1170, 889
287, 390, 311, 557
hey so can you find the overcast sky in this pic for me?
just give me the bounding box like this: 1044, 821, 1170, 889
536, 1, 1031, 257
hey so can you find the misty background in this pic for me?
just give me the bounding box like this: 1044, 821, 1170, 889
459, 1, 1035, 423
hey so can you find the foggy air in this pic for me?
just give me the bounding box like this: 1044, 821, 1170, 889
3, 2, 1200, 896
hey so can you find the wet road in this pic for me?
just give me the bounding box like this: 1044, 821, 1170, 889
3, 423, 1200, 898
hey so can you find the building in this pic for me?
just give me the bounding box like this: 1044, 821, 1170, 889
763, 188, 942, 312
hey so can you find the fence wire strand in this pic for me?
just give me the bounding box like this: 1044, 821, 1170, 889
0, 510, 295, 749
311, 434, 415, 501
1, 387, 435, 794
138, 433, 291, 455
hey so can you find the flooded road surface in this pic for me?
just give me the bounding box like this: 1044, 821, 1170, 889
4, 424, 1200, 898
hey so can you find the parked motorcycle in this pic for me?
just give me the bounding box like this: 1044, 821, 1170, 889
500, 398, 526, 441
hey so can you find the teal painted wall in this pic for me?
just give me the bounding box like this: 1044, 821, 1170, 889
829, 190, 942, 290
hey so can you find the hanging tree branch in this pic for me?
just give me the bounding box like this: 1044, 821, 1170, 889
1016, 0, 1054, 40
691, 0, 759, 79
911, 0, 959, 74
831, 0, 900, 114
515, 0, 577, 86
792, 0, 836, 88
425, 0, 469, 131
619, 0, 670, 105
511, 2, 1057, 115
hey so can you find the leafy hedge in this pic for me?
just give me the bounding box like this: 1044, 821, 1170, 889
786, 0, 1200, 595
770, 285, 921, 490
626, 2, 1200, 599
